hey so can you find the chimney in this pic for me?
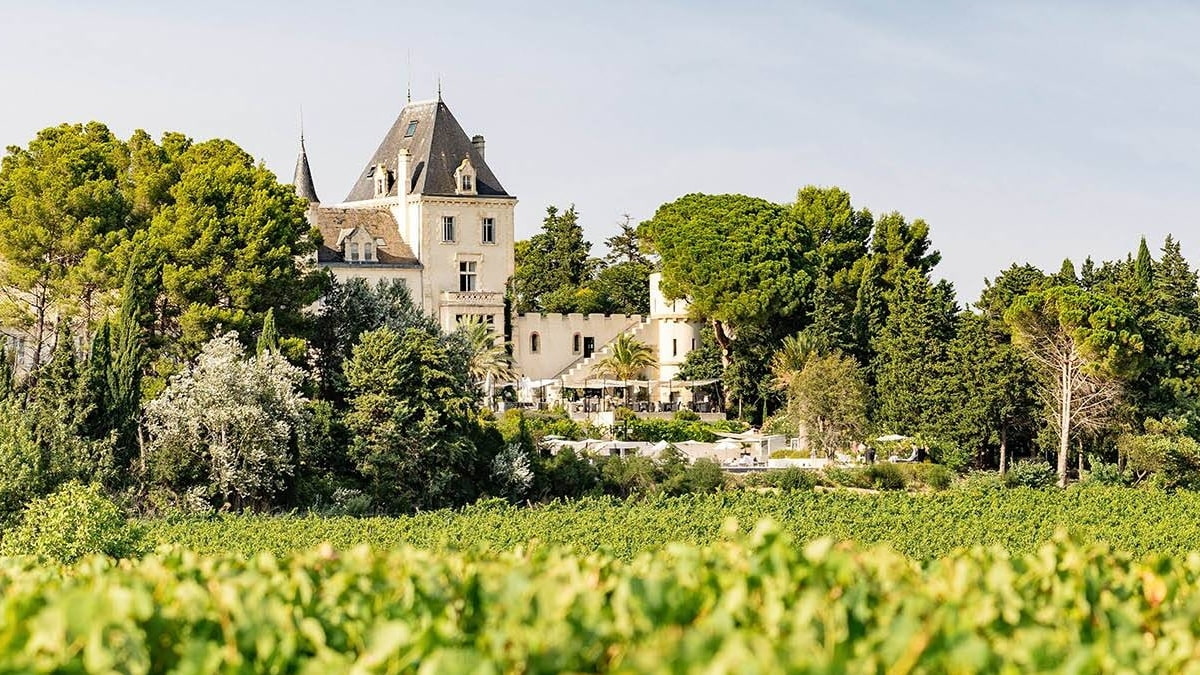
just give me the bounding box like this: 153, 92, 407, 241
397, 148, 410, 195
471, 134, 485, 160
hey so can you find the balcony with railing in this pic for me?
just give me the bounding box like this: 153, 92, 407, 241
441, 290, 504, 306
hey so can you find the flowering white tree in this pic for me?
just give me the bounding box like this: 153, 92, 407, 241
144, 332, 306, 510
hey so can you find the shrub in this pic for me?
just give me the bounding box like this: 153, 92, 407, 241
901, 463, 954, 491
0, 481, 141, 563
772, 467, 817, 492
825, 467, 872, 490
925, 439, 973, 473
664, 458, 725, 495
1084, 460, 1128, 487
673, 408, 700, 421
769, 449, 811, 459
1004, 460, 1056, 489
959, 471, 1005, 494
865, 464, 907, 491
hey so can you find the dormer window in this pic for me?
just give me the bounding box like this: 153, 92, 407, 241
371, 163, 390, 198
454, 156, 477, 196
349, 243, 360, 262
363, 241, 374, 262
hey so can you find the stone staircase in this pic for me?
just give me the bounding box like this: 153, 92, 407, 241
556, 317, 652, 386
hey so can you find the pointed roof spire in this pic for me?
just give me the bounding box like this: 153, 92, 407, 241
293, 111, 319, 204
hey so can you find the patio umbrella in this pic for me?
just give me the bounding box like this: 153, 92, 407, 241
875, 434, 910, 442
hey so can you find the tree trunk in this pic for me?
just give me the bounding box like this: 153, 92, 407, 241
710, 319, 734, 410
1058, 363, 1071, 488
998, 425, 1008, 475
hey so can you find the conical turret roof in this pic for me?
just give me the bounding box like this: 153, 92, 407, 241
294, 137, 319, 204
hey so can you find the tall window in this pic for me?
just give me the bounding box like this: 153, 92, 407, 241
530, 332, 540, 353
459, 261, 477, 292
672, 339, 678, 357
481, 217, 495, 244
573, 333, 582, 354
442, 216, 456, 242
363, 241, 374, 261
461, 175, 473, 192
349, 243, 360, 262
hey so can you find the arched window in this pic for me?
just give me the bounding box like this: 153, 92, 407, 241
363, 241, 374, 261
573, 333, 582, 354
530, 332, 541, 354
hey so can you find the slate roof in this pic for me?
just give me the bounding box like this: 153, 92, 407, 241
344, 99, 510, 202
312, 207, 420, 266
293, 138, 319, 204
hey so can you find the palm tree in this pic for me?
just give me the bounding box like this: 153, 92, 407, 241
456, 317, 516, 406
590, 333, 657, 406
771, 329, 827, 438
770, 330, 824, 392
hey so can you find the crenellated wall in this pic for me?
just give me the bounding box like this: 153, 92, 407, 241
512, 313, 642, 381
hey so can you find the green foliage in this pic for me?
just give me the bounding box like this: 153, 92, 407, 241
10, 527, 1200, 671
344, 326, 481, 512
1003, 460, 1057, 489
144, 139, 320, 363
786, 351, 868, 456
1084, 460, 1129, 487
864, 463, 907, 490
1120, 419, 1200, 490
0, 481, 140, 563
663, 458, 725, 496
140, 487, 1200, 564
641, 192, 815, 344
0, 122, 133, 366
510, 205, 596, 313
768, 466, 818, 491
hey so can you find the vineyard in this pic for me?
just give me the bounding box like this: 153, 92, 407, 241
146, 486, 1200, 560
4, 526, 1200, 672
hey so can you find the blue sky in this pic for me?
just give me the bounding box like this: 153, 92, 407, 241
2, 1, 1198, 303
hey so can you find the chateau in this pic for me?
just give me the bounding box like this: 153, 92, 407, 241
297, 95, 714, 417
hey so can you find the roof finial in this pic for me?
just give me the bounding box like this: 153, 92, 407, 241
299, 104, 305, 148
437, 74, 442, 102
406, 51, 412, 103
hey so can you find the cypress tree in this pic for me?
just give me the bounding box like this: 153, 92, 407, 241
257, 308, 279, 356
106, 256, 149, 478
1135, 237, 1154, 290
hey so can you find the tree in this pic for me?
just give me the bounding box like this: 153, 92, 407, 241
788, 352, 868, 457
588, 261, 651, 315
256, 308, 279, 356
510, 205, 595, 313
343, 326, 480, 512
770, 330, 825, 393
0, 122, 134, 366
640, 193, 815, 381
871, 269, 957, 436
590, 333, 657, 403
311, 278, 437, 402
794, 186, 874, 355
143, 333, 307, 510
1005, 286, 1144, 486
456, 315, 516, 404
143, 139, 321, 364
934, 312, 1037, 472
